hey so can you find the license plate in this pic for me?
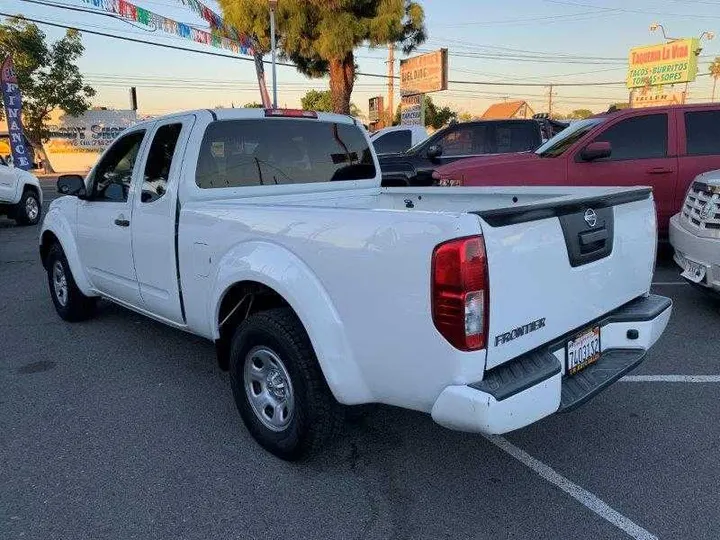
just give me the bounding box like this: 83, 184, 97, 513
679, 255, 706, 283
566, 326, 601, 375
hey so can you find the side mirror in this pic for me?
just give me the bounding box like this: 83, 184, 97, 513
427, 145, 443, 160
580, 141, 611, 162
57, 174, 87, 198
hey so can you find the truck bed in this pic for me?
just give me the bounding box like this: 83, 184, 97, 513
185, 184, 651, 215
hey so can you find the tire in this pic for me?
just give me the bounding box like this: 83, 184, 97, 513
14, 189, 41, 226
46, 243, 97, 322
229, 308, 343, 461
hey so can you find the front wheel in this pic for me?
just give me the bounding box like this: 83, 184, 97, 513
46, 243, 97, 321
229, 308, 343, 461
14, 189, 41, 226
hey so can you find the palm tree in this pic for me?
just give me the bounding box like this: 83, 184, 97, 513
710, 57, 720, 102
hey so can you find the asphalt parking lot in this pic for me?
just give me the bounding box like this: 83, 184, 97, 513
1, 181, 719, 540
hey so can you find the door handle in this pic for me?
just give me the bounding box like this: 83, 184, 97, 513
114, 217, 130, 227
579, 228, 608, 246
646, 167, 674, 174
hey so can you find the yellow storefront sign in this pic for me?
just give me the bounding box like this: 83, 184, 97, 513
627, 38, 699, 88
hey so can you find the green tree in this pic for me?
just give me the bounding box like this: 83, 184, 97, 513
393, 95, 456, 128
710, 57, 720, 102
300, 89, 360, 116
424, 95, 456, 129
567, 108, 593, 119
0, 17, 95, 172
219, 0, 426, 114
243, 101, 264, 108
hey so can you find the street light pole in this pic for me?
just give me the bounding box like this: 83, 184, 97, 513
269, 0, 278, 108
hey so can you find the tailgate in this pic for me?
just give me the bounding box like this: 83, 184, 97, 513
477, 188, 656, 369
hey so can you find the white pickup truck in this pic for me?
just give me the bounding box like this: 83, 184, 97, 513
40, 108, 672, 460
0, 156, 43, 225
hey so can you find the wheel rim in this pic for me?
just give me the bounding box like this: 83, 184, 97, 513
52, 261, 68, 307
243, 346, 295, 432
25, 196, 39, 221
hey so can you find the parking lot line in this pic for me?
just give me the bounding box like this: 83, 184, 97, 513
485, 436, 658, 540
621, 375, 720, 382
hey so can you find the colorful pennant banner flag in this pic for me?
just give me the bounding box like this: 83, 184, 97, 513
81, 0, 256, 56
176, 0, 271, 107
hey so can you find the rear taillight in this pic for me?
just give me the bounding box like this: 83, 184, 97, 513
264, 108, 318, 118
432, 236, 489, 351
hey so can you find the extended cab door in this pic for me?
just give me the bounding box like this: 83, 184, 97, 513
76, 128, 148, 305
130, 115, 195, 324
567, 112, 678, 233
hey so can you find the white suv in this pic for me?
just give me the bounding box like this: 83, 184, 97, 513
669, 169, 720, 294
0, 156, 43, 225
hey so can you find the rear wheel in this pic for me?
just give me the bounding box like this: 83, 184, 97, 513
46, 243, 97, 321
14, 189, 41, 226
229, 308, 343, 461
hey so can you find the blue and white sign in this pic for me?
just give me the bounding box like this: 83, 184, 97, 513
1, 56, 32, 170
401, 94, 424, 127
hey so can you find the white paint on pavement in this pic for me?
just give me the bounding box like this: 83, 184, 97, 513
621, 375, 720, 383
485, 436, 658, 540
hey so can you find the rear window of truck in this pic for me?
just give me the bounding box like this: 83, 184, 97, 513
195, 119, 376, 188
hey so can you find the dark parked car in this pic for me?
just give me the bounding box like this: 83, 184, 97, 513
378, 119, 545, 186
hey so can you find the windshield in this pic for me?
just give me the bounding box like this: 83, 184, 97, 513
405, 127, 440, 154
535, 118, 604, 158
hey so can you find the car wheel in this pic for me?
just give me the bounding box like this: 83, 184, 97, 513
229, 308, 343, 461
46, 243, 97, 322
14, 189, 41, 226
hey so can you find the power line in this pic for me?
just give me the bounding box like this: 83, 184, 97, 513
4, 11, 713, 92
543, 0, 720, 19
433, 9, 623, 28
2, 12, 634, 87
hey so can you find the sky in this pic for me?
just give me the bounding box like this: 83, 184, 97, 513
2, 0, 720, 118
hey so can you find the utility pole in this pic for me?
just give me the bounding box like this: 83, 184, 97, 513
387, 44, 395, 127
269, 0, 278, 108
547, 84, 554, 117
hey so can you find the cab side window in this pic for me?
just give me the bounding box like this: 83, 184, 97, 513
142, 123, 182, 203
591, 114, 667, 161
685, 111, 720, 156
90, 130, 146, 202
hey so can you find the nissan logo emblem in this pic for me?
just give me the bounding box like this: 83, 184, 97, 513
584, 208, 598, 228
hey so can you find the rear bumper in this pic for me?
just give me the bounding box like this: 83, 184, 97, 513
431, 294, 672, 434
669, 213, 720, 291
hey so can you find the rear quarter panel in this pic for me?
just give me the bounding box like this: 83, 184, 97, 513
179, 202, 488, 411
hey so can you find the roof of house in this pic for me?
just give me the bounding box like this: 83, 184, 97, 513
481, 100, 529, 119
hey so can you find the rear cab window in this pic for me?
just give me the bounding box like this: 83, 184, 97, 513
196, 119, 376, 188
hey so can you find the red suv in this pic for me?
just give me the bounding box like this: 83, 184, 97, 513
433, 104, 720, 236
